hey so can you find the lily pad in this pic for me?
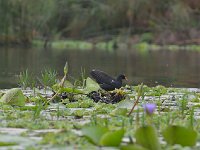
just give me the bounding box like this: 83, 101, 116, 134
82, 126, 124, 147
73, 110, 84, 118
162, 125, 197, 146
135, 126, 161, 150
0, 88, 26, 106
100, 129, 125, 147
82, 126, 108, 145
121, 144, 148, 150
0, 141, 17, 146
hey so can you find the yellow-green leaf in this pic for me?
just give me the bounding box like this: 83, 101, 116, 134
0, 88, 25, 106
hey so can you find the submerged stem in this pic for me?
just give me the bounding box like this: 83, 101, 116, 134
49, 61, 68, 102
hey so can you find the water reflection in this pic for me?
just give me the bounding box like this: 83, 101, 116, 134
0, 47, 200, 88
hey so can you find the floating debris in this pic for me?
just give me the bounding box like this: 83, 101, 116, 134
88, 90, 125, 104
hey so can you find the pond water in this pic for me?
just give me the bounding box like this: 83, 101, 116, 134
0, 47, 200, 89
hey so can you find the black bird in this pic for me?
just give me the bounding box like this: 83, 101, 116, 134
90, 69, 127, 91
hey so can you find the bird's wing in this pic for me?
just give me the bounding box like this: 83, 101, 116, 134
90, 70, 116, 85
99, 83, 115, 91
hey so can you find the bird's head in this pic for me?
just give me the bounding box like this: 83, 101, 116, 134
117, 74, 128, 81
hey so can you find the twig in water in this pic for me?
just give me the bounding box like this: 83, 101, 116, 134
128, 83, 144, 116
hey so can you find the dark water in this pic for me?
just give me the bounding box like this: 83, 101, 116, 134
0, 47, 200, 89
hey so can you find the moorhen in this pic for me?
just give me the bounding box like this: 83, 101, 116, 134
90, 69, 127, 91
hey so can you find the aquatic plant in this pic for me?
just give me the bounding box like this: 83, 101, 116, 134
82, 126, 125, 147
18, 69, 36, 89
163, 125, 197, 147
5, 63, 200, 149
0, 88, 25, 106
128, 83, 144, 116
50, 61, 68, 102
135, 126, 161, 150
33, 94, 48, 119
40, 69, 57, 88
143, 103, 156, 116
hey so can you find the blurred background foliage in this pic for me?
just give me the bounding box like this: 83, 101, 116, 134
0, 0, 200, 46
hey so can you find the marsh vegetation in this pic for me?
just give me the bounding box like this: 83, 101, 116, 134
0, 65, 200, 149
1, 1, 200, 149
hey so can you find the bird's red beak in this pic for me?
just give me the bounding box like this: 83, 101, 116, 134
125, 76, 128, 81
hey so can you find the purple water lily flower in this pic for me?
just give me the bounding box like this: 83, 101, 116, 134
143, 103, 156, 115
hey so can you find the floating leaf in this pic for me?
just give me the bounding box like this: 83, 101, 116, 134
82, 126, 108, 145
0, 141, 17, 146
66, 102, 79, 108
84, 77, 100, 93
0, 88, 25, 106
73, 110, 84, 118
121, 144, 148, 150
61, 87, 83, 94
100, 129, 125, 147
162, 125, 197, 146
135, 126, 161, 150
82, 126, 124, 147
